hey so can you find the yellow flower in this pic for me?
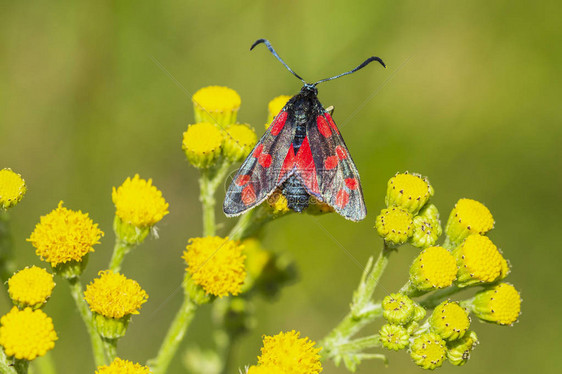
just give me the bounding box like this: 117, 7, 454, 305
182, 122, 224, 168
409, 246, 457, 292
445, 198, 494, 245
223, 123, 257, 162
247, 365, 285, 374
469, 283, 521, 325
385, 172, 433, 214
112, 174, 169, 228
257, 330, 322, 374
429, 301, 470, 341
0, 307, 57, 360
0, 168, 26, 209
375, 207, 414, 247
192, 86, 241, 127
84, 270, 148, 319
409, 332, 446, 370
453, 234, 507, 287
95, 357, 152, 374
27, 201, 103, 267
183, 236, 246, 298
8, 266, 55, 308
379, 324, 410, 351
266, 95, 291, 128
267, 190, 291, 215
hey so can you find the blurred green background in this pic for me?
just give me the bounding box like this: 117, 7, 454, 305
1, 0, 561, 373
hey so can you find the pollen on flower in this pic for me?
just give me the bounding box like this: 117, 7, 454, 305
257, 330, 322, 374
84, 270, 148, 319
386, 172, 433, 214
267, 190, 291, 215
224, 123, 257, 162
183, 236, 246, 298
192, 86, 241, 126
27, 201, 103, 267
112, 174, 169, 228
95, 357, 151, 374
453, 234, 507, 287
410, 246, 457, 291
0, 168, 26, 209
445, 198, 494, 244
0, 307, 57, 360
375, 207, 414, 246
429, 301, 470, 341
471, 283, 521, 325
266, 95, 291, 127
410, 332, 447, 370
182, 122, 224, 168
8, 266, 55, 308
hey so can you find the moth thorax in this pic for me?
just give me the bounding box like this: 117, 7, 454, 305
281, 175, 310, 212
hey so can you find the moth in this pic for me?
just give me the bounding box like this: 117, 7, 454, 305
223, 39, 385, 221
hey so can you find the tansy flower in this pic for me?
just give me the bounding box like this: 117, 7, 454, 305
0, 307, 57, 361
266, 95, 291, 128
8, 266, 55, 309
411, 204, 442, 248
382, 293, 415, 325
375, 207, 414, 247
27, 201, 103, 269
429, 301, 470, 341
95, 357, 151, 374
379, 324, 410, 351
453, 234, 508, 287
112, 174, 169, 228
445, 198, 494, 245
256, 330, 322, 374
409, 332, 446, 370
182, 122, 224, 168
409, 246, 457, 292
183, 236, 246, 298
267, 190, 291, 215
468, 283, 521, 325
223, 123, 257, 162
385, 172, 433, 215
0, 168, 26, 209
446, 330, 478, 366
192, 85, 241, 127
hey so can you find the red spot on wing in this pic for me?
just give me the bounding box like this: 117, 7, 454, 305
270, 111, 288, 136
336, 146, 348, 160
336, 189, 350, 208
258, 153, 272, 168
278, 144, 296, 182
295, 137, 320, 193
241, 184, 256, 206
236, 175, 250, 186
316, 115, 332, 137
325, 113, 340, 134
345, 178, 358, 190
253, 144, 264, 158
324, 156, 339, 170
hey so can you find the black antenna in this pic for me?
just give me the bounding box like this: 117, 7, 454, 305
313, 56, 386, 86
250, 39, 306, 85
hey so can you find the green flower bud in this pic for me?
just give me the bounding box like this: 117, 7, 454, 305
446, 330, 478, 366
383, 293, 415, 325
93, 313, 130, 339
379, 323, 410, 351
411, 204, 442, 249
409, 332, 447, 370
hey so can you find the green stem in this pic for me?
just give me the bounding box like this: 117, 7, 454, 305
102, 339, 117, 362
419, 285, 462, 309
228, 210, 255, 241
149, 295, 198, 374
215, 328, 233, 374
336, 335, 381, 353
0, 209, 16, 284
199, 169, 216, 237
0, 349, 17, 374
109, 240, 135, 273
33, 352, 57, 374
13, 359, 28, 374
67, 277, 106, 366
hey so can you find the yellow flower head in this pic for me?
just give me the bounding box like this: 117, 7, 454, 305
247, 365, 285, 374
386, 172, 433, 214
453, 234, 507, 287
0, 168, 26, 209
0, 307, 57, 360
192, 86, 241, 127
223, 123, 257, 162
375, 207, 414, 247
382, 293, 415, 325
27, 201, 103, 267
84, 270, 148, 319
183, 236, 246, 298
409, 332, 446, 370
446, 330, 478, 366
411, 204, 442, 249
470, 283, 521, 325
257, 330, 322, 374
379, 323, 410, 351
429, 301, 470, 341
95, 357, 151, 374
182, 122, 224, 168
112, 174, 169, 228
410, 246, 457, 292
267, 190, 291, 215
266, 95, 291, 127
8, 266, 55, 308
445, 198, 494, 245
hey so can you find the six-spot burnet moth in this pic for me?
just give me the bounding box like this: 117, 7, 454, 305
223, 39, 385, 221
